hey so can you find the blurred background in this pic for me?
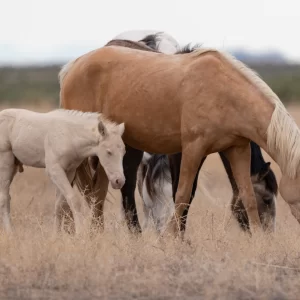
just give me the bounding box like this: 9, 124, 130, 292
0, 0, 300, 108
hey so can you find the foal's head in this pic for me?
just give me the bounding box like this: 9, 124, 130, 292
96, 119, 126, 189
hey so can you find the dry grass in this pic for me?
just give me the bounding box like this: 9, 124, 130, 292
1, 103, 300, 299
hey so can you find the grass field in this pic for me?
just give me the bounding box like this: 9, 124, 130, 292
1, 103, 300, 299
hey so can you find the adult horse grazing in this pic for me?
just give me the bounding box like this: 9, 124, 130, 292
137, 141, 277, 234
59, 43, 300, 237
81, 36, 278, 236
0, 108, 126, 234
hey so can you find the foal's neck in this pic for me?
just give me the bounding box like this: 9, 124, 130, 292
72, 122, 100, 159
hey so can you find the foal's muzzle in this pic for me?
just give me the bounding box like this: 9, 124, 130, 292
110, 174, 126, 189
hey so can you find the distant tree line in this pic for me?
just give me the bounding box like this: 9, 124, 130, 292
1, 61, 300, 106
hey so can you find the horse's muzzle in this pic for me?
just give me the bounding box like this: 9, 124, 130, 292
110, 175, 126, 189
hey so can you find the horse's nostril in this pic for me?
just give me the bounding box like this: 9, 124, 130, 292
116, 179, 119, 185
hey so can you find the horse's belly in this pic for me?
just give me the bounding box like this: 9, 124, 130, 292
103, 110, 182, 153
12, 146, 45, 168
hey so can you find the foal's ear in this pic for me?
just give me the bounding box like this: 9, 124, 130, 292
258, 162, 271, 181
98, 120, 108, 137
117, 122, 125, 136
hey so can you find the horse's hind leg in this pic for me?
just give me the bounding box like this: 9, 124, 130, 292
223, 144, 262, 232
120, 144, 143, 233
0, 151, 16, 233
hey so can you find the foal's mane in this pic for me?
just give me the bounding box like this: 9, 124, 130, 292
54, 109, 100, 119
53, 109, 119, 131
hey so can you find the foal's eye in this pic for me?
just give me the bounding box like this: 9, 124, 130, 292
107, 150, 112, 156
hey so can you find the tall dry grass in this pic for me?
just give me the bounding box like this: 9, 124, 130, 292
1, 103, 300, 299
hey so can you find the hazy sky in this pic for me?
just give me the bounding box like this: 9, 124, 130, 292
1, 0, 300, 64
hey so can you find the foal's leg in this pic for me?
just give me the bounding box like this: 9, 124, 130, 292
120, 144, 143, 233
223, 144, 262, 232
54, 191, 74, 233
0, 151, 15, 233
47, 165, 84, 234
89, 163, 109, 230
166, 142, 206, 237
168, 153, 207, 233
54, 169, 76, 233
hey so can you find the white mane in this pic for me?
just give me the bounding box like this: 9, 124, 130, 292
51, 109, 120, 133
193, 47, 300, 178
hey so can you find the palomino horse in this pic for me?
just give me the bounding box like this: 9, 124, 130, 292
61, 36, 278, 236
60, 31, 182, 232
137, 141, 277, 234
0, 108, 126, 234
59, 42, 300, 237
105, 36, 278, 235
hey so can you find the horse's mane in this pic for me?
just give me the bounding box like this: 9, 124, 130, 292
105, 39, 159, 53
175, 43, 202, 54
144, 154, 172, 200
139, 32, 161, 50
189, 47, 300, 178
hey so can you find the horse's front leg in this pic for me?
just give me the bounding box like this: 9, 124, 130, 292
47, 165, 84, 234
166, 141, 206, 238
120, 144, 143, 233
223, 144, 262, 233
168, 153, 207, 234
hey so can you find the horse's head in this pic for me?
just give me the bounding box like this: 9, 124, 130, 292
96, 119, 126, 189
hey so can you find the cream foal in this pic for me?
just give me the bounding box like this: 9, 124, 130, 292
0, 108, 126, 234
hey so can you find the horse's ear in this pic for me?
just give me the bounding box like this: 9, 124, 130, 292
117, 123, 125, 136
258, 162, 271, 181
98, 120, 108, 138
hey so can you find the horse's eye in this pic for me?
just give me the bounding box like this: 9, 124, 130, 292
107, 150, 112, 156
263, 198, 273, 205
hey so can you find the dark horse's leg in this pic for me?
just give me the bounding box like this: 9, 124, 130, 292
168, 153, 207, 233
121, 144, 144, 233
